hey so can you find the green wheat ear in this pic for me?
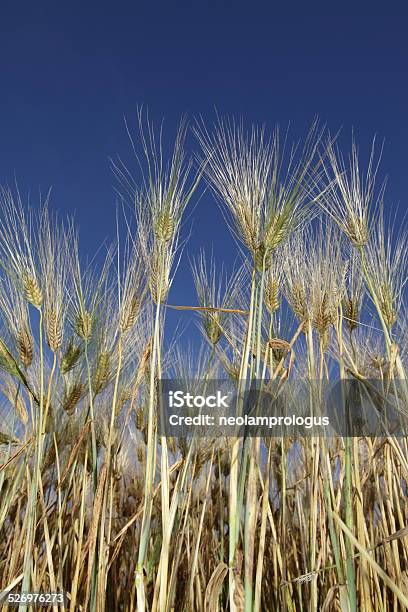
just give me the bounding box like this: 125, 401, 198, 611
205, 313, 222, 345
253, 242, 271, 272
0, 337, 28, 383
92, 351, 111, 395
60, 337, 82, 374
0, 338, 39, 404
75, 310, 93, 340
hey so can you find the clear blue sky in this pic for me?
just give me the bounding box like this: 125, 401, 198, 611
0, 2, 407, 331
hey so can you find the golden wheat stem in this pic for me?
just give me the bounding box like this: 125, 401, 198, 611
189, 449, 215, 606
158, 347, 171, 612
84, 341, 98, 493
334, 513, 408, 609
70, 448, 89, 611
105, 333, 124, 535
165, 304, 250, 315
253, 440, 272, 612
84, 338, 99, 612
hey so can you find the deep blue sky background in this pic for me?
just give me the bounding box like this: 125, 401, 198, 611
0, 2, 407, 340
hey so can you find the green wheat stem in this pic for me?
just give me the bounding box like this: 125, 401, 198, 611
20, 308, 44, 612
136, 248, 165, 611
229, 267, 257, 612
337, 305, 357, 611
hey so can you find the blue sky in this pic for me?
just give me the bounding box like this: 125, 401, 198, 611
0, 2, 407, 336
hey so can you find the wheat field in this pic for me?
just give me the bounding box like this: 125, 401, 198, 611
0, 113, 407, 611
